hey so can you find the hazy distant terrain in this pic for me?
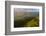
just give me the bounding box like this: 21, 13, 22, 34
14, 8, 39, 27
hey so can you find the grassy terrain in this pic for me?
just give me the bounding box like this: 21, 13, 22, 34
14, 16, 39, 27
25, 16, 39, 27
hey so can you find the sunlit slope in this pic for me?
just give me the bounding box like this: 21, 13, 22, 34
25, 16, 39, 27
14, 16, 39, 27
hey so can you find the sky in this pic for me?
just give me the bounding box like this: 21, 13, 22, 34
14, 8, 39, 12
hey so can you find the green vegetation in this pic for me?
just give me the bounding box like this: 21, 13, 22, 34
14, 16, 39, 27
25, 16, 39, 27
